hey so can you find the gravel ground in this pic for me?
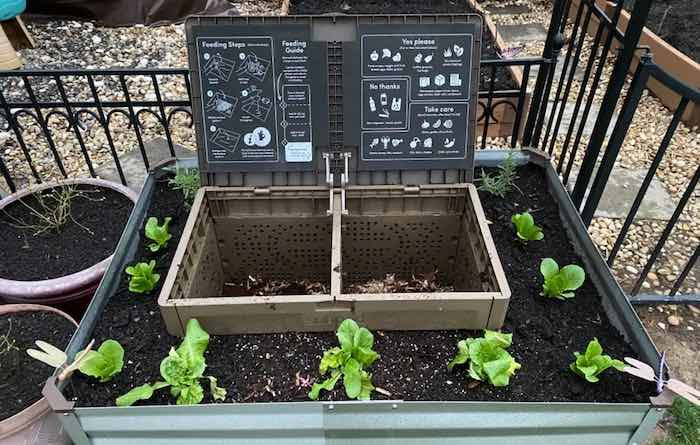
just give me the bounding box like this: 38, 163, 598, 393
1, 0, 283, 189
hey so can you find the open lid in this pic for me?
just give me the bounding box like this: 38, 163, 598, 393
186, 14, 481, 187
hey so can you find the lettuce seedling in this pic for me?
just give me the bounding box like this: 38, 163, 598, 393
511, 212, 544, 242
570, 338, 625, 383
309, 319, 379, 401
126, 260, 160, 293
145, 217, 172, 252
116, 319, 226, 406
540, 258, 585, 299
447, 330, 521, 387
79, 340, 124, 382
27, 339, 124, 383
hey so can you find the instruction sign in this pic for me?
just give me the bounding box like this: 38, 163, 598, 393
359, 27, 475, 163
191, 26, 319, 168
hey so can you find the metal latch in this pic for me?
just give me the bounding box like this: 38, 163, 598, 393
253, 187, 271, 195
323, 152, 352, 215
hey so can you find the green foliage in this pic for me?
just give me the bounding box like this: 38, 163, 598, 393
309, 319, 379, 401
654, 397, 700, 445
116, 319, 226, 407
168, 168, 200, 208
126, 260, 160, 294
569, 338, 625, 383
145, 217, 172, 252
447, 330, 521, 387
79, 340, 124, 383
540, 258, 585, 299
477, 153, 518, 198
511, 212, 544, 242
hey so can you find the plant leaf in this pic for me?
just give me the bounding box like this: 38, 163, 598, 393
208, 376, 227, 401
358, 371, 374, 401
176, 319, 209, 378
79, 339, 124, 382
561, 265, 586, 291
540, 258, 559, 279
145, 217, 172, 252
570, 339, 624, 383
343, 358, 362, 399
337, 319, 358, 352
177, 381, 204, 405
319, 347, 343, 374
116, 382, 169, 407
309, 370, 341, 400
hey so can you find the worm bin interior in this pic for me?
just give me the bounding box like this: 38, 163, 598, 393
159, 14, 510, 335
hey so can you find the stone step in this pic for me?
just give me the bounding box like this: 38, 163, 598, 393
484, 4, 531, 15
94, 137, 194, 192
496, 23, 547, 43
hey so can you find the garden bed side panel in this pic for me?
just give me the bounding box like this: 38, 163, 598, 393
46, 154, 661, 445
569, 0, 700, 126
467, 0, 531, 139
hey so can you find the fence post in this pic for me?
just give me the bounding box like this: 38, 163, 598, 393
579, 54, 651, 227
521, 0, 568, 147
570, 0, 653, 210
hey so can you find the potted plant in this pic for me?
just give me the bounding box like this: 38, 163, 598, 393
0, 303, 77, 443
0, 178, 138, 318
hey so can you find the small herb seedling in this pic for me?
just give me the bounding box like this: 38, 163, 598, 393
309, 319, 379, 401
540, 258, 585, 300
168, 168, 200, 208
126, 260, 160, 293
27, 339, 124, 383
511, 212, 544, 242
570, 338, 624, 383
447, 330, 521, 387
117, 319, 226, 406
477, 153, 519, 198
145, 217, 172, 252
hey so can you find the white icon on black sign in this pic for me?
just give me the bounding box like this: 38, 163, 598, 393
443, 47, 453, 58
205, 90, 238, 118
432, 119, 441, 129
421, 120, 430, 129
444, 119, 453, 129
453, 44, 465, 57
419, 77, 430, 87
211, 128, 241, 151
241, 90, 272, 122
449, 73, 462, 87
391, 138, 403, 147
414, 53, 423, 63
203, 53, 235, 82
409, 137, 421, 149
444, 138, 456, 148
369, 96, 376, 112
424, 53, 434, 63
424, 137, 433, 148
381, 49, 391, 59
391, 97, 402, 111
380, 136, 390, 149
236, 53, 271, 82
369, 138, 379, 148
435, 74, 446, 86
392, 52, 402, 62
370, 50, 379, 62
243, 127, 271, 147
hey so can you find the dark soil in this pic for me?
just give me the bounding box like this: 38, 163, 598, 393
68, 164, 654, 408
0, 310, 75, 421
289, 0, 519, 90
0, 185, 133, 281
626, 0, 700, 62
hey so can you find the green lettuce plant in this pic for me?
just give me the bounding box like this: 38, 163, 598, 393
511, 212, 544, 242
78, 340, 124, 382
447, 330, 521, 387
570, 338, 625, 383
126, 260, 160, 293
145, 216, 172, 252
117, 319, 226, 406
540, 258, 585, 299
309, 319, 379, 401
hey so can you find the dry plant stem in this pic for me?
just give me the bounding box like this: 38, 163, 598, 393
58, 339, 95, 382
3, 186, 102, 236
0, 319, 18, 356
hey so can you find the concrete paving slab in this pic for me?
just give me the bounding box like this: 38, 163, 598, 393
568, 165, 680, 221
497, 23, 547, 43
485, 4, 531, 15
542, 100, 618, 139
94, 138, 193, 192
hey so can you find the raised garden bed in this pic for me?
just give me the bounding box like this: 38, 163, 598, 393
0, 179, 137, 318
288, 0, 528, 137
44, 152, 663, 444
570, 0, 700, 126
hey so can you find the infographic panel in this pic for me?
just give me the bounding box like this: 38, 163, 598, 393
360, 31, 473, 161
195, 34, 314, 164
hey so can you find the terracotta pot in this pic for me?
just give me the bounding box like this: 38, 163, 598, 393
0, 304, 77, 443
0, 178, 138, 318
